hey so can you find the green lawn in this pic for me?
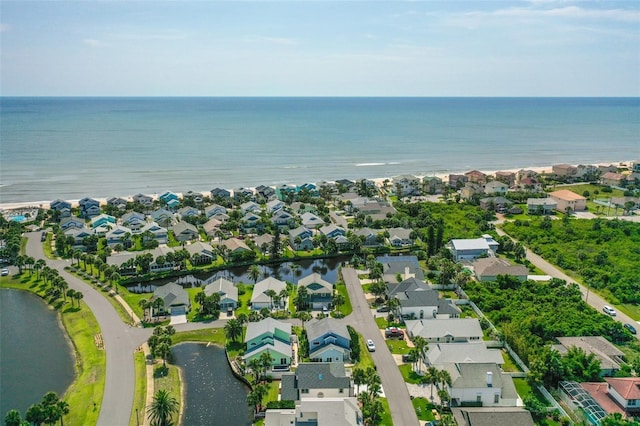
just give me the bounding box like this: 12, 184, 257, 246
172, 328, 226, 346
129, 351, 147, 426
411, 397, 436, 421
386, 338, 410, 355
355, 337, 376, 370
500, 349, 523, 372
235, 286, 254, 316
154, 363, 181, 407
1, 274, 106, 426
398, 363, 423, 385
335, 282, 352, 316
379, 397, 393, 426
513, 378, 549, 406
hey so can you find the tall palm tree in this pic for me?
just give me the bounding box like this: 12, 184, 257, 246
57, 399, 70, 426
413, 336, 428, 373
352, 368, 366, 396
34, 258, 46, 280
139, 298, 150, 320
438, 369, 452, 392
248, 264, 260, 284
265, 289, 277, 311
67, 289, 77, 307
147, 389, 179, 426
4, 409, 23, 426
224, 318, 243, 343
278, 288, 289, 312
424, 366, 439, 401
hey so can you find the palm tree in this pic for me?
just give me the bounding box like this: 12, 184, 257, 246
73, 291, 83, 308
57, 399, 70, 426
352, 368, 366, 396
265, 289, 277, 311
152, 298, 165, 318
139, 298, 151, 321
224, 318, 243, 343
278, 288, 289, 312
248, 264, 260, 284
296, 285, 309, 311
438, 369, 452, 392
413, 336, 428, 373
147, 389, 179, 426
332, 292, 345, 313
4, 409, 23, 426
34, 258, 46, 280
424, 366, 439, 401
67, 289, 77, 307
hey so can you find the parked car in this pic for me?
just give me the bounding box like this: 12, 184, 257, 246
1, 268, 9, 276
385, 327, 404, 339
366, 339, 376, 352
376, 305, 390, 313
603, 305, 617, 316
624, 323, 637, 334
40, 231, 48, 242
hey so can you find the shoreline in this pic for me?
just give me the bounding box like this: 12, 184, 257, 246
0, 160, 631, 212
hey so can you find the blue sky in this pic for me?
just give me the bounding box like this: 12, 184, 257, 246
1, 1, 638, 96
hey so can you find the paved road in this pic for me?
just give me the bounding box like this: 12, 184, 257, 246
25, 232, 152, 426
342, 267, 420, 426
495, 227, 640, 337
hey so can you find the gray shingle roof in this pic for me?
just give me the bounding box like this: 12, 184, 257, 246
306, 318, 349, 342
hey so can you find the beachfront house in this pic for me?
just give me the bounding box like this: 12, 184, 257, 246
298, 273, 333, 310
78, 197, 101, 218
494, 171, 516, 187
153, 282, 190, 316
423, 176, 444, 194
306, 317, 351, 363
549, 190, 586, 213
447, 235, 499, 261
448, 174, 468, 189
256, 185, 277, 201
244, 318, 293, 372
552, 164, 578, 177
210, 187, 231, 200
465, 170, 488, 185
106, 197, 128, 210
393, 175, 421, 196
251, 277, 288, 310
132, 193, 154, 207
280, 362, 354, 402
204, 277, 238, 310
50, 199, 72, 212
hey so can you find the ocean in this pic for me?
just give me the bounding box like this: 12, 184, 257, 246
1, 97, 638, 205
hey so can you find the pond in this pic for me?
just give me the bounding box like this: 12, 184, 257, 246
171, 343, 252, 426
0, 289, 75, 415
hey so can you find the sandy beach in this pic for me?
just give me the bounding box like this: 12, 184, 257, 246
0, 161, 630, 213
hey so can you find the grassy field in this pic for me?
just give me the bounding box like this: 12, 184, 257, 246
172, 328, 226, 345
386, 338, 410, 355
379, 397, 393, 425
1, 274, 106, 426
335, 282, 352, 316
398, 363, 423, 385
411, 397, 436, 421
500, 349, 523, 372
129, 351, 148, 426
154, 363, 181, 409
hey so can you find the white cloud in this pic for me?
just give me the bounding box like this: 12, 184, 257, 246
83, 38, 107, 47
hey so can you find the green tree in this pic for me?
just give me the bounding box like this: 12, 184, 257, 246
4, 410, 23, 426
248, 265, 261, 284
224, 318, 243, 343
147, 389, 179, 426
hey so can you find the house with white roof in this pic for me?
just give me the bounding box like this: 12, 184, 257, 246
425, 342, 504, 369
444, 362, 520, 407
300, 212, 325, 229
265, 398, 363, 426
105, 225, 133, 247
280, 362, 354, 402
405, 318, 483, 343
298, 273, 333, 310
153, 282, 190, 316
184, 242, 215, 265
244, 318, 292, 372
251, 277, 288, 310
448, 235, 499, 261
204, 277, 238, 310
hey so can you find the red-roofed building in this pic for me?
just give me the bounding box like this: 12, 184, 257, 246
606, 377, 640, 416
465, 170, 488, 185
600, 172, 627, 187
549, 190, 587, 213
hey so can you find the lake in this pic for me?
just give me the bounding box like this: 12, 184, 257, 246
171, 343, 252, 426
0, 289, 75, 415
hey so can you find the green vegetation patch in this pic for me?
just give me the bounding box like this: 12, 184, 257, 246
378, 397, 393, 426
129, 351, 148, 426
411, 397, 436, 421
386, 339, 410, 355
335, 282, 352, 316
398, 363, 423, 385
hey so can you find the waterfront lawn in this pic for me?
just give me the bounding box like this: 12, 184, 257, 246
129, 351, 147, 426
154, 363, 181, 404
235, 286, 254, 317
412, 397, 436, 422
172, 328, 226, 346
399, 363, 423, 385
335, 281, 352, 316
1, 275, 106, 426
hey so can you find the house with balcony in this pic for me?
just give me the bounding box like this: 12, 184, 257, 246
393, 174, 421, 196
122, 211, 146, 231
465, 170, 488, 185
300, 212, 325, 229
281, 362, 354, 402
149, 208, 174, 228
444, 362, 520, 407
105, 225, 133, 247
527, 197, 557, 215
298, 273, 333, 310
251, 277, 288, 310
177, 206, 199, 219
289, 226, 314, 251
244, 318, 292, 372
210, 187, 231, 200
549, 190, 586, 213
184, 242, 215, 265
448, 235, 499, 261
132, 193, 154, 207
204, 277, 238, 310
204, 203, 227, 219
60, 216, 85, 231
171, 221, 199, 242
493, 171, 516, 187
386, 227, 414, 247
306, 318, 351, 363
272, 210, 295, 229
140, 222, 168, 245
90, 214, 116, 229
484, 181, 509, 196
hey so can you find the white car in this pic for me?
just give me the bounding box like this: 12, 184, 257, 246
366, 339, 376, 352
603, 305, 617, 316
1, 268, 9, 276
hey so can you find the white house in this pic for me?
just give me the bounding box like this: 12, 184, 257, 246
251, 277, 288, 310
405, 318, 483, 343
448, 235, 499, 261
444, 362, 520, 408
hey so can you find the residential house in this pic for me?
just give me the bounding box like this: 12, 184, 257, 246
448, 235, 499, 261
171, 221, 199, 242
479, 197, 512, 212
265, 398, 362, 426
561, 381, 616, 424
319, 224, 346, 240
50, 199, 72, 211
632, 160, 640, 179
452, 408, 534, 426
256, 185, 277, 201
554, 336, 625, 377
405, 318, 484, 343
493, 171, 516, 187
600, 172, 626, 187
460, 183, 484, 201
289, 226, 315, 251
241, 201, 262, 215
253, 234, 275, 252
204, 277, 238, 310
425, 342, 504, 369
244, 318, 292, 371
148, 246, 178, 273
386, 227, 414, 248
517, 177, 543, 192
527, 197, 557, 215
153, 282, 190, 316
306, 317, 351, 363
354, 228, 381, 247
78, 197, 101, 218
266, 199, 286, 214
576, 164, 599, 179
390, 284, 460, 321
386, 277, 431, 297
448, 174, 468, 189
240, 212, 262, 232
220, 238, 251, 255
281, 362, 354, 402
342, 195, 396, 221
64, 227, 93, 248
290, 202, 318, 215
184, 242, 215, 265
121, 211, 146, 231
298, 273, 333, 310
275, 184, 297, 201
422, 176, 444, 194
393, 175, 421, 196
235, 187, 255, 201
182, 190, 203, 204
149, 208, 174, 228
444, 362, 520, 407
204, 204, 227, 219
465, 170, 488, 185
132, 193, 154, 207
202, 218, 223, 239
602, 377, 640, 417
60, 216, 85, 231
177, 206, 200, 220
140, 222, 168, 245
377, 255, 425, 282
472, 257, 528, 282
484, 181, 509, 196
271, 210, 295, 228
210, 187, 231, 200
549, 190, 587, 213
105, 225, 133, 248
251, 277, 287, 310
300, 212, 325, 229
159, 191, 179, 203
90, 214, 116, 229
552, 164, 578, 177
106, 197, 128, 210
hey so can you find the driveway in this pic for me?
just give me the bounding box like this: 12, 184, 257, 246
342, 267, 420, 426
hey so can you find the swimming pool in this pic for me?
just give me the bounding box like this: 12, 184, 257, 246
8, 215, 27, 223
